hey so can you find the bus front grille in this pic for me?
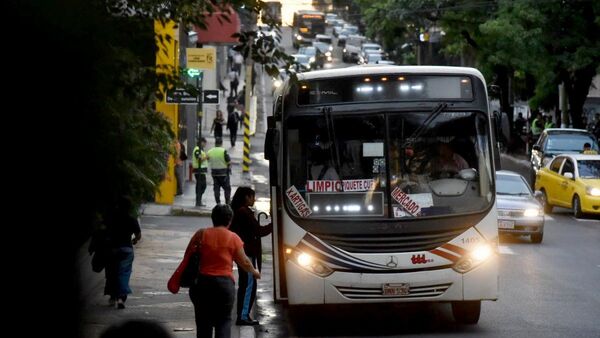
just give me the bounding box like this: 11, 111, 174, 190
335, 282, 452, 300
316, 229, 464, 253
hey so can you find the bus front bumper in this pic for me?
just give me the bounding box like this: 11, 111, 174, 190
285, 258, 499, 305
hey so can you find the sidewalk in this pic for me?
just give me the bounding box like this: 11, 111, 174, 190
141, 131, 266, 218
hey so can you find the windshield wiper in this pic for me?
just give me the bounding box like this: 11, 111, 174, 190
403, 102, 448, 148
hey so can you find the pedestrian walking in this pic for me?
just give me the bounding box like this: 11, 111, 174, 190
233, 52, 243, 76
168, 205, 261, 338
229, 187, 273, 326
210, 110, 226, 140
206, 137, 232, 205
175, 141, 187, 196
193, 137, 208, 206
228, 69, 239, 98
102, 197, 141, 309
227, 110, 239, 148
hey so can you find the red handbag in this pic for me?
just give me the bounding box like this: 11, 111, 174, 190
167, 230, 203, 294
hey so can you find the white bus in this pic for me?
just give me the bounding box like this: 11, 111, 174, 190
264, 66, 500, 324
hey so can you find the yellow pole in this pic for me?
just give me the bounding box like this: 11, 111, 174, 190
154, 20, 179, 204
242, 62, 252, 173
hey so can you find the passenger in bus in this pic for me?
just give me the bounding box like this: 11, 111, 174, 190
308, 147, 339, 180
431, 142, 469, 178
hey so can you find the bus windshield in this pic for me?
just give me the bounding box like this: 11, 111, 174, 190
284, 111, 493, 219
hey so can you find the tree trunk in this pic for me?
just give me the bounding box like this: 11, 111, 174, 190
568, 65, 596, 129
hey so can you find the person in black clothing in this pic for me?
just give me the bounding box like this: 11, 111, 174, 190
229, 187, 272, 326
103, 197, 142, 309
227, 111, 239, 147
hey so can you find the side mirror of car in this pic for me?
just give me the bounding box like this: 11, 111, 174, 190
532, 145, 541, 152
534, 190, 543, 202
563, 172, 574, 180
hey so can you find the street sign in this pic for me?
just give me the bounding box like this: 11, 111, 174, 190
166, 88, 199, 104
186, 48, 216, 70
203, 90, 220, 104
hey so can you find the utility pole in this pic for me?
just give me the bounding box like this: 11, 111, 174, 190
559, 82, 569, 127
242, 60, 252, 174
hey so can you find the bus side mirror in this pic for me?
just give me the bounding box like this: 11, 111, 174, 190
264, 128, 279, 161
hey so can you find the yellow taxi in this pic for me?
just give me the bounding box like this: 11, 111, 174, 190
535, 154, 600, 218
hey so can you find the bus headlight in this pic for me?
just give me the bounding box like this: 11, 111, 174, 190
453, 243, 495, 274
523, 208, 541, 217
586, 186, 600, 196
286, 247, 333, 277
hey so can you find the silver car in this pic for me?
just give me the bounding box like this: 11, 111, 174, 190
496, 170, 545, 243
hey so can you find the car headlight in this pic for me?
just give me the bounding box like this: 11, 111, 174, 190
343, 48, 347, 53
309, 56, 315, 63
273, 79, 282, 88
586, 186, 600, 196
286, 247, 333, 277
325, 51, 332, 57
523, 208, 541, 217
296, 35, 303, 41
453, 242, 496, 274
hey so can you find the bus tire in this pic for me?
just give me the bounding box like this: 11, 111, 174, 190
451, 300, 481, 324
531, 232, 543, 244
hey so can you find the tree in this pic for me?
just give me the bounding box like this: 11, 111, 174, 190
15, 1, 292, 335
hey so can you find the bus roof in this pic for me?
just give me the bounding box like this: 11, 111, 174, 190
297, 65, 486, 84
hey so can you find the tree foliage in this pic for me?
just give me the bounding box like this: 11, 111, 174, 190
354, 0, 600, 126
22, 0, 291, 245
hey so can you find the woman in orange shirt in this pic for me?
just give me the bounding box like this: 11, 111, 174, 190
169, 205, 260, 338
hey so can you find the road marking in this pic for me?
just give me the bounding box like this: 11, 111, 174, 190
498, 245, 515, 255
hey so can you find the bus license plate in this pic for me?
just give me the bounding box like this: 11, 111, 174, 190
498, 220, 515, 229
382, 283, 410, 296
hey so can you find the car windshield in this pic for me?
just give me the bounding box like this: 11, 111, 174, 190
546, 133, 598, 152
578, 160, 600, 179
313, 42, 330, 52
299, 47, 317, 56
496, 174, 531, 195
293, 55, 310, 63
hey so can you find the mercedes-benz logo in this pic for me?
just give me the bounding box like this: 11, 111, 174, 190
386, 255, 398, 268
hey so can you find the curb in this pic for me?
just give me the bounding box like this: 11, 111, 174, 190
171, 206, 212, 217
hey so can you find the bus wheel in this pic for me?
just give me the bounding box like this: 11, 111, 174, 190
451, 301, 481, 324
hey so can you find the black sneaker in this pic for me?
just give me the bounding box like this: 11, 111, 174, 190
117, 299, 125, 309
235, 318, 259, 326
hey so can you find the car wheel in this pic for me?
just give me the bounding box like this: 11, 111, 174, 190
541, 189, 553, 214
529, 168, 536, 186
572, 195, 583, 218
451, 301, 481, 324
531, 232, 543, 244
